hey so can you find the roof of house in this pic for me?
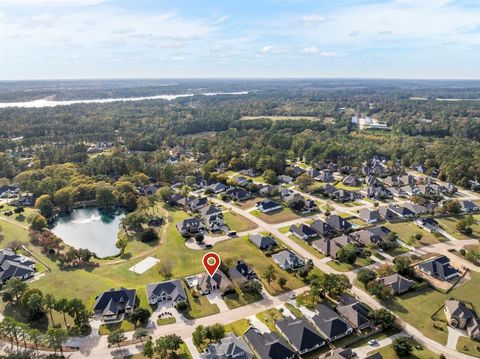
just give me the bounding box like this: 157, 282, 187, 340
417, 255, 458, 279
336, 301, 371, 329
312, 235, 353, 258
272, 250, 304, 268
200, 205, 222, 217
244, 327, 296, 359
311, 220, 335, 236
146, 279, 186, 303
276, 316, 325, 352
445, 300, 472, 322
290, 224, 317, 238
201, 332, 253, 359
249, 234, 277, 248
93, 288, 136, 316
312, 304, 352, 340
327, 215, 352, 231
198, 271, 233, 293
359, 208, 380, 222
378, 273, 416, 294
0, 249, 35, 282
257, 200, 281, 211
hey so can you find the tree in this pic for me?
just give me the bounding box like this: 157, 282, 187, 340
240, 280, 263, 296
206, 323, 225, 342
3, 277, 28, 304
143, 339, 155, 358
277, 277, 287, 289
141, 228, 158, 242
444, 200, 461, 214
155, 334, 183, 359
394, 256, 412, 276
263, 170, 278, 185
45, 328, 69, 355
35, 195, 55, 218
313, 273, 351, 298
393, 337, 414, 357
192, 325, 207, 347
369, 309, 397, 331
158, 259, 173, 278
115, 237, 128, 252
107, 329, 126, 348
53, 187, 75, 212
295, 174, 314, 191
377, 263, 395, 278
96, 186, 118, 208
262, 265, 277, 285
26, 292, 44, 319
357, 268, 377, 285
54, 298, 69, 326
131, 307, 151, 327
43, 293, 57, 326
133, 327, 149, 343
28, 328, 43, 357
157, 187, 174, 202
29, 213, 47, 231
456, 219, 467, 232
336, 244, 359, 264
0, 317, 20, 346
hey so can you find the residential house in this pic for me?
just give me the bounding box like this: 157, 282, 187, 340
366, 185, 391, 200
169, 194, 192, 208
358, 208, 380, 223
312, 235, 354, 258
93, 288, 136, 321
201, 332, 254, 359
460, 200, 479, 213
176, 217, 206, 237
240, 169, 259, 177
319, 347, 357, 359
378, 205, 415, 220
244, 327, 296, 359
332, 189, 356, 202
377, 273, 416, 295
403, 203, 428, 215
188, 197, 209, 212
276, 316, 325, 355
342, 176, 361, 187
210, 182, 229, 194
289, 166, 306, 178
416, 217, 439, 233
146, 279, 187, 306
249, 234, 277, 250
256, 200, 282, 213
290, 224, 317, 240
197, 271, 233, 296
272, 250, 305, 270
311, 220, 336, 238
444, 300, 480, 340
230, 260, 256, 281
0, 249, 36, 283
311, 304, 353, 341
144, 184, 159, 196
278, 175, 294, 184
315, 170, 334, 183
336, 301, 371, 330
259, 184, 276, 197
226, 188, 251, 202
327, 215, 352, 232
306, 169, 320, 178
416, 255, 459, 281
233, 175, 251, 186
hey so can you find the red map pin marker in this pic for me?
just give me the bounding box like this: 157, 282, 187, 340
203, 252, 221, 277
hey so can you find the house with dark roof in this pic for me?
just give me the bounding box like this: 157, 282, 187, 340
197, 271, 233, 296
226, 188, 252, 202
378, 205, 415, 220
169, 193, 192, 208
342, 176, 361, 187
327, 215, 352, 232
366, 185, 391, 200
416, 255, 459, 281
228, 260, 256, 284
272, 250, 305, 270
146, 279, 187, 306
290, 224, 317, 240
209, 182, 229, 194
249, 234, 277, 250
358, 208, 381, 223
275, 316, 325, 355
201, 332, 254, 359
259, 184, 276, 197
0, 249, 36, 284
278, 175, 294, 184
315, 170, 334, 183
460, 200, 479, 213
332, 189, 356, 202
311, 304, 353, 341
188, 197, 209, 212
244, 327, 296, 359
312, 235, 353, 258
176, 217, 206, 237
415, 217, 439, 233
336, 301, 371, 330
311, 220, 336, 238
377, 273, 416, 295
93, 288, 136, 321
256, 200, 282, 213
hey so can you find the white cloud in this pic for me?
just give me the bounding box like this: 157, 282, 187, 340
301, 14, 328, 26
260, 44, 285, 54
319, 51, 340, 57
301, 46, 319, 54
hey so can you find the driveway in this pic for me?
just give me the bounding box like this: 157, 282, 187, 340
247, 315, 270, 333
447, 326, 466, 349
206, 292, 229, 312
354, 333, 404, 358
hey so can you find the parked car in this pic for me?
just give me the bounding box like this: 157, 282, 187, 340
228, 231, 237, 237
205, 244, 213, 249
368, 339, 378, 346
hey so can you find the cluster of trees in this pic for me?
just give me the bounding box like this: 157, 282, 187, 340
1, 278, 91, 332
296, 271, 351, 309
142, 334, 184, 359
192, 323, 225, 348
456, 215, 475, 235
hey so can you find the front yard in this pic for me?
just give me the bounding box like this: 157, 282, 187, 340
384, 221, 445, 247
326, 257, 375, 272
251, 207, 301, 224
223, 211, 258, 232
437, 215, 480, 240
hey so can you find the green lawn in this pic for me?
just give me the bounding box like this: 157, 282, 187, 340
251, 208, 301, 224
156, 317, 176, 326
287, 234, 325, 260
384, 272, 480, 345
437, 216, 480, 240
184, 288, 220, 319
223, 211, 258, 232
98, 319, 137, 335
457, 336, 480, 357
284, 303, 303, 318
131, 343, 191, 359
223, 287, 263, 309
384, 221, 445, 247
326, 257, 374, 272
368, 341, 440, 359
256, 308, 285, 333
224, 319, 251, 337
335, 182, 366, 191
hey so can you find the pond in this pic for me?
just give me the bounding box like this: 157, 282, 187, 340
51, 207, 125, 258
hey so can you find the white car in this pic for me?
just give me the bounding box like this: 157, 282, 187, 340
368, 339, 378, 346
289, 293, 297, 300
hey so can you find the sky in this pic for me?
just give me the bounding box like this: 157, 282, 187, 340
1, 0, 480, 80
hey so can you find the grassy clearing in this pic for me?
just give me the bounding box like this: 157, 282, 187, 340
287, 234, 325, 260
368, 341, 439, 359
251, 208, 300, 224
224, 319, 251, 337
156, 317, 176, 326
326, 257, 374, 272
457, 336, 480, 357
384, 221, 444, 247
223, 211, 258, 232
234, 198, 260, 210
98, 319, 137, 335
223, 287, 263, 309
437, 216, 480, 240
184, 287, 220, 319
256, 308, 285, 333
334, 182, 366, 191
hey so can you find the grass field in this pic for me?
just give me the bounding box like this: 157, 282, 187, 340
156, 317, 176, 326
437, 215, 480, 240
223, 211, 258, 232
251, 208, 300, 224
368, 341, 439, 359
287, 234, 326, 260
224, 319, 251, 337
384, 221, 444, 247
457, 336, 480, 357
256, 308, 285, 333
223, 286, 263, 309
384, 272, 480, 345
326, 257, 374, 272
184, 287, 220, 319
334, 182, 366, 191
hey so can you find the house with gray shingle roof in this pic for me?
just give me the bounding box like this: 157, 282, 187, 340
377, 273, 415, 295
311, 304, 353, 342
0, 249, 35, 284
275, 316, 325, 355
272, 250, 305, 270
201, 332, 253, 359
146, 279, 187, 306
249, 234, 277, 250
93, 288, 136, 321
336, 301, 371, 330
244, 327, 296, 359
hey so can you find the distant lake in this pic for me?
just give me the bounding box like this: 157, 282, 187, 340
0, 91, 249, 108
51, 208, 125, 258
